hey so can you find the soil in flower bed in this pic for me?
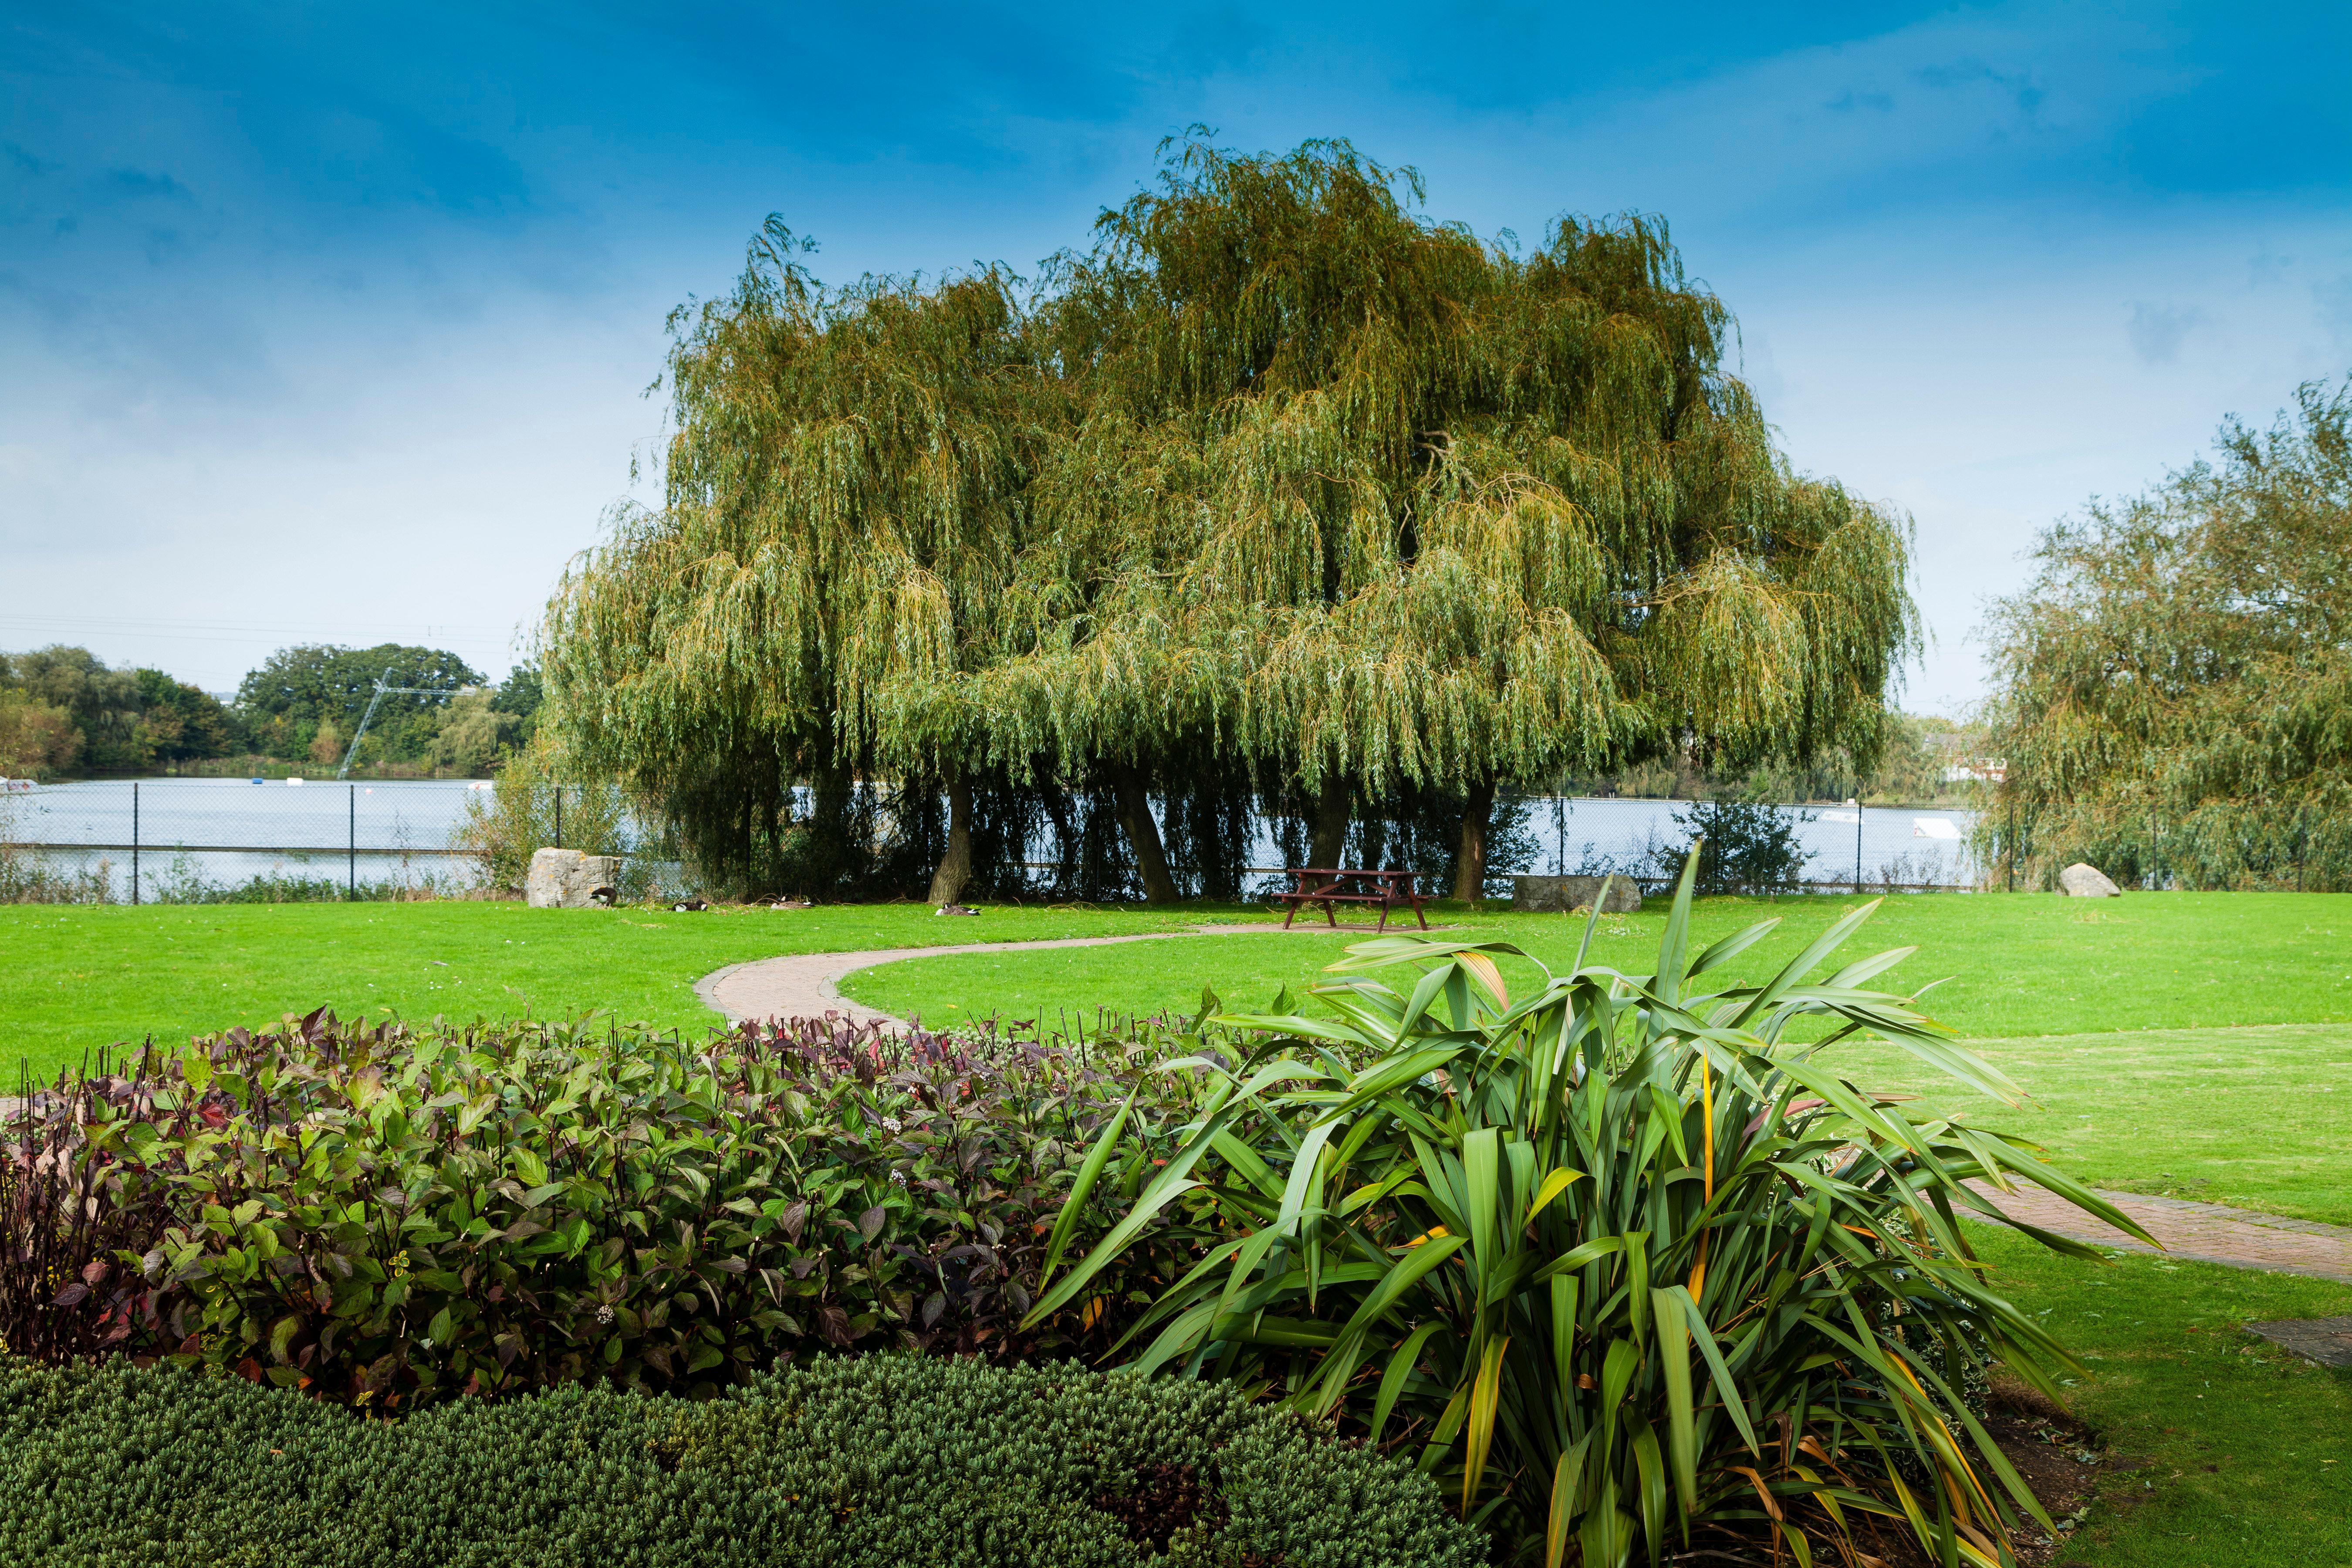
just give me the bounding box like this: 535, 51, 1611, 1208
1091, 1464, 1228, 1554
1680, 1377, 2112, 1568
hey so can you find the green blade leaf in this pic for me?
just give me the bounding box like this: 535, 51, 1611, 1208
1649, 1285, 1697, 1522
1663, 1283, 1758, 1456
1369, 1319, 1447, 1443
1038, 1088, 1135, 1292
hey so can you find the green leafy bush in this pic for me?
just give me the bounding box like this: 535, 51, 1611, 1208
0, 1354, 1485, 1568
1657, 798, 1814, 893
3, 1011, 1204, 1405
1032, 857, 2148, 1566
451, 765, 635, 892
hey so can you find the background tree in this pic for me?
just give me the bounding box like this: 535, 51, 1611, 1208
490, 662, 545, 750
427, 692, 524, 775
1, 647, 153, 773
0, 649, 248, 774
1982, 376, 2352, 890
1008, 139, 1915, 897
237, 643, 483, 767
132, 669, 244, 762
544, 227, 1061, 901
544, 139, 1916, 902
0, 689, 80, 777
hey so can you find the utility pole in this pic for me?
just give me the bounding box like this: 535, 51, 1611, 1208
336, 666, 460, 780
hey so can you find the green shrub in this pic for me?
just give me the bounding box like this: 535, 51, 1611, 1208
3, 1011, 1205, 1405
451, 764, 634, 892
0, 1354, 1485, 1568
1032, 855, 2149, 1565
1656, 798, 1814, 893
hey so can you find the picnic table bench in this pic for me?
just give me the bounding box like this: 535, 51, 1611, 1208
1274, 868, 1430, 932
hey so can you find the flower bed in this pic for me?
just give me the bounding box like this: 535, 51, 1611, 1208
1, 1011, 1201, 1404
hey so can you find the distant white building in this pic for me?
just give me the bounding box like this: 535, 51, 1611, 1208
1922, 733, 2004, 782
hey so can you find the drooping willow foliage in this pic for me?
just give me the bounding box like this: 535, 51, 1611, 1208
544, 139, 1916, 901
1981, 377, 2352, 890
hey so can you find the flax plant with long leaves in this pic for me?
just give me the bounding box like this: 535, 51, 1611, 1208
1028, 852, 2150, 1566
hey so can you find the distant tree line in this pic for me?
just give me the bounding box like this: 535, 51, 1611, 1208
0, 643, 542, 780
1582, 710, 1989, 810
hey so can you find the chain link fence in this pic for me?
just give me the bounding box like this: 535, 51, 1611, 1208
1499, 796, 1977, 898
0, 781, 538, 903
1, 780, 1978, 905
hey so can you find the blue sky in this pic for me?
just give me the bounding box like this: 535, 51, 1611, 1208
4, 1, 2349, 709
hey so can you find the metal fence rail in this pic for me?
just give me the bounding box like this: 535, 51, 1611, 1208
1511, 797, 1976, 893
0, 780, 516, 902
2, 780, 1980, 904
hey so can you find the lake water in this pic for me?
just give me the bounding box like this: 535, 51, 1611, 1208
0, 778, 1978, 898
0, 779, 493, 896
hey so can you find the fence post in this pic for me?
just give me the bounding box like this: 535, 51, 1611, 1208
554, 784, 563, 850
131, 781, 139, 906
348, 784, 357, 900
1854, 804, 1863, 894
2006, 801, 2017, 893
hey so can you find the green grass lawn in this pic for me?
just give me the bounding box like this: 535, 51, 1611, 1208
4, 889, 2348, 1561
0, 899, 1278, 1081
1963, 1226, 2352, 1568
844, 892, 2352, 1224
11, 892, 2346, 1221
845, 891, 2352, 1040
1841, 1023, 2352, 1227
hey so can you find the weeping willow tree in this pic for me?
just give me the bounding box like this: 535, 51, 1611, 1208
544, 139, 1916, 902
1981, 377, 2352, 890
999, 139, 1915, 897
542, 223, 1066, 897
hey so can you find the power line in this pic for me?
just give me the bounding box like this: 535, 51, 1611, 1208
0, 614, 521, 657
0, 612, 517, 637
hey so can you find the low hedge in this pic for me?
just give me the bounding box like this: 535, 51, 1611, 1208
0, 1355, 1487, 1568
1, 1009, 1209, 1405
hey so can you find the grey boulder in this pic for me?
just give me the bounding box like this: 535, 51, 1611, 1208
526, 848, 624, 908
2058, 862, 2121, 897
1512, 873, 1643, 914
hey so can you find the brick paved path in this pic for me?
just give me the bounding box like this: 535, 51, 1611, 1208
1968, 1181, 2352, 1283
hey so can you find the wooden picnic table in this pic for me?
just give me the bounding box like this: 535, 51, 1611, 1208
1274, 868, 1430, 932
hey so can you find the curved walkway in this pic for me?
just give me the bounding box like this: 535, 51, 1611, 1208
1969, 1182, 2352, 1285
693, 935, 2352, 1290
695, 921, 1355, 1030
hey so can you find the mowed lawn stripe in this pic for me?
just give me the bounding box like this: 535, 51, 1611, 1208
845, 891, 2352, 1041
1838, 1023, 2352, 1227
0, 901, 1276, 1080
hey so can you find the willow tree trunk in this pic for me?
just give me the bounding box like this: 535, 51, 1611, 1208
1111, 766, 1180, 905
1307, 774, 1351, 868
1452, 778, 1496, 903
927, 770, 973, 906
